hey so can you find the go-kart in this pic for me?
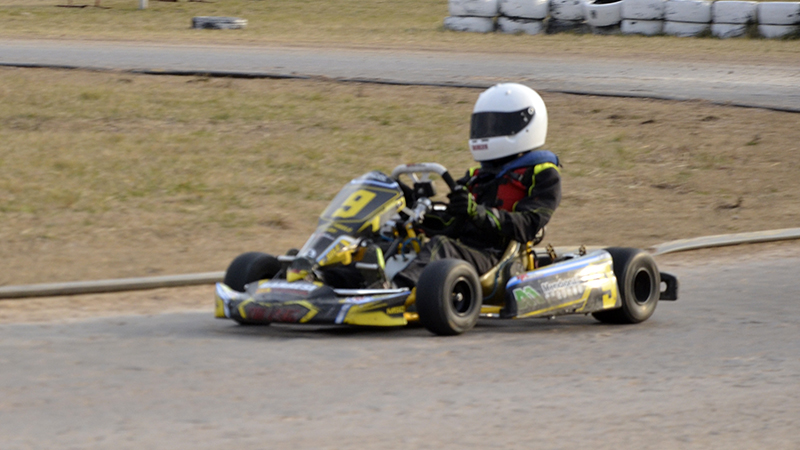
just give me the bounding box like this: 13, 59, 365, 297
214, 163, 678, 335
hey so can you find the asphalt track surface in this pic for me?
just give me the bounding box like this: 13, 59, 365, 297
2, 255, 799, 449
2, 40, 799, 449
1, 39, 799, 112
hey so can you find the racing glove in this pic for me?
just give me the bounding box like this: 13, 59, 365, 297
447, 186, 477, 218
447, 186, 502, 233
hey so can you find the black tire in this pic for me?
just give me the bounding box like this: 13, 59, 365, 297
223, 252, 281, 292
416, 259, 483, 336
592, 247, 660, 324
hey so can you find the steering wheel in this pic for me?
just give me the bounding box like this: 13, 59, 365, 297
390, 162, 457, 198
390, 163, 465, 237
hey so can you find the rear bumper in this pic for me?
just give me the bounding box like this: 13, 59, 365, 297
659, 272, 679, 301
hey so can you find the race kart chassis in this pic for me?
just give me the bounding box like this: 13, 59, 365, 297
215, 248, 678, 327
214, 163, 678, 335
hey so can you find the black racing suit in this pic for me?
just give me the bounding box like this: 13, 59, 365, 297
392, 152, 562, 288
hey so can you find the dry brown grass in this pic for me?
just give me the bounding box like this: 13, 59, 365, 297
1, 67, 799, 288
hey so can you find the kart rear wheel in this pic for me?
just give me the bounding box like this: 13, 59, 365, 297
416, 259, 483, 336
592, 247, 660, 324
224, 252, 281, 292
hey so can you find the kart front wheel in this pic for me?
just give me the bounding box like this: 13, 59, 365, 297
416, 259, 483, 336
224, 252, 281, 292
592, 247, 660, 324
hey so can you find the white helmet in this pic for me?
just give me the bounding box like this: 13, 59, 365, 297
469, 83, 548, 162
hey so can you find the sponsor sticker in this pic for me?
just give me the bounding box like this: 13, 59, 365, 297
513, 286, 545, 309
540, 278, 584, 300
259, 280, 318, 293
248, 304, 309, 323
386, 305, 405, 315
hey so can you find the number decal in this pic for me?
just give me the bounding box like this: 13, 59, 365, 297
332, 190, 376, 218
601, 279, 618, 309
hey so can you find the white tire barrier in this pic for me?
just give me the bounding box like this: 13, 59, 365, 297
757, 2, 800, 25
444, 0, 799, 38
621, 18, 664, 34
499, 0, 549, 19
444, 16, 496, 32
664, 20, 710, 36
449, 0, 500, 17
712, 1, 756, 24
758, 23, 799, 37
584, 0, 624, 27
546, 19, 589, 33
550, 0, 585, 20
664, 0, 711, 23
711, 22, 748, 37
191, 17, 247, 30
498, 16, 546, 33
622, 0, 666, 20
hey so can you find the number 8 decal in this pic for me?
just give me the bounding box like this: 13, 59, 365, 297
332, 190, 376, 218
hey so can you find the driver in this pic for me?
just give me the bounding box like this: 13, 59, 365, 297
392, 83, 562, 288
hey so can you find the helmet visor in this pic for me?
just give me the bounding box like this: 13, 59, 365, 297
470, 107, 535, 140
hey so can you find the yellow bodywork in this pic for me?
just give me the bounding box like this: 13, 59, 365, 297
214, 296, 226, 318
342, 302, 408, 326
516, 257, 619, 318
480, 305, 503, 315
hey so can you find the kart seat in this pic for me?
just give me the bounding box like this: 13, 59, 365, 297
479, 240, 525, 304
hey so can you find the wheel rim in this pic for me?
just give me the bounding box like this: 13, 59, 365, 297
451, 277, 475, 316
632, 269, 654, 304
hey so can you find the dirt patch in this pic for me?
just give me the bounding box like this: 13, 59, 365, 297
0, 285, 212, 324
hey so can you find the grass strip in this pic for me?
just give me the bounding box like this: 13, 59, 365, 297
0, 67, 798, 284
